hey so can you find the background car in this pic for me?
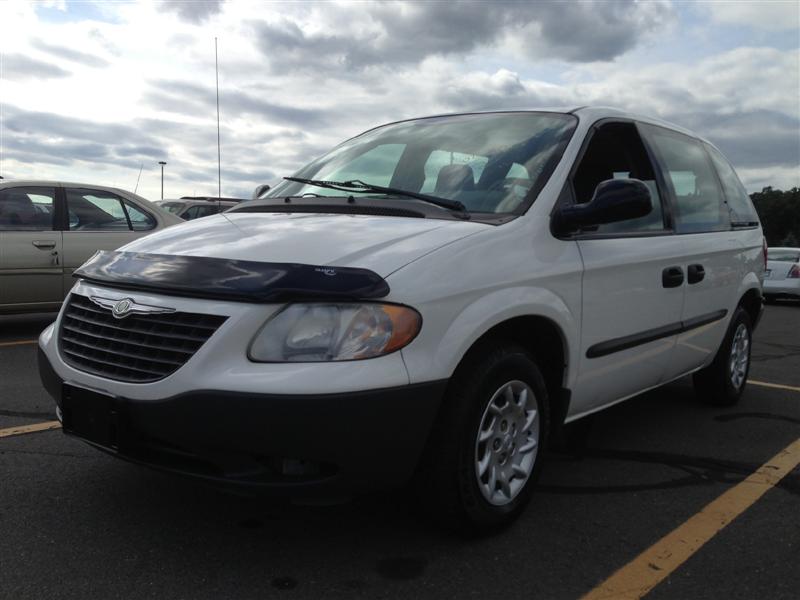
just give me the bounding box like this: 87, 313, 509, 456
764, 247, 800, 301
155, 197, 244, 220
0, 180, 183, 314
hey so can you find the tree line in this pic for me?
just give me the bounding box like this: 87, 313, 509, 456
750, 187, 800, 247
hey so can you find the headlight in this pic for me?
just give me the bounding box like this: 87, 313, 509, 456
248, 303, 421, 362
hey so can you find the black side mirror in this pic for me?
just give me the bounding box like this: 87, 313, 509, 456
252, 184, 271, 199
552, 178, 652, 235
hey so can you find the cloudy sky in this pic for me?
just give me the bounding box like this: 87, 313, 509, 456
0, 0, 798, 201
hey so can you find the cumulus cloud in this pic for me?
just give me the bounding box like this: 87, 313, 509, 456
252, 0, 674, 73
432, 46, 800, 189
1, 54, 71, 80
32, 40, 110, 68
514, 0, 674, 62
143, 79, 328, 126
161, 0, 224, 24
1, 0, 797, 197
2, 105, 166, 170
706, 0, 800, 31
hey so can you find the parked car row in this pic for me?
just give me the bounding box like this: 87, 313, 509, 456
0, 181, 183, 314
764, 247, 800, 301
155, 197, 245, 220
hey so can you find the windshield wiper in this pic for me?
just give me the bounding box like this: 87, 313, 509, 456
283, 176, 469, 214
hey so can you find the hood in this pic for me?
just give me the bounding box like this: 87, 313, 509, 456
120, 212, 487, 277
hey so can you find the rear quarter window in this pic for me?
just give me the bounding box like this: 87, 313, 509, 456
642, 125, 729, 233
705, 144, 759, 225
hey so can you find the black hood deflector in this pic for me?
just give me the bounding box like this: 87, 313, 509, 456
74, 251, 390, 303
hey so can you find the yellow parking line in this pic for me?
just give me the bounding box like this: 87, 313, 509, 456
581, 437, 800, 600
750, 380, 800, 394
0, 339, 37, 348
0, 421, 61, 439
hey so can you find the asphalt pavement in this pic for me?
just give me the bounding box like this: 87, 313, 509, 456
0, 302, 798, 599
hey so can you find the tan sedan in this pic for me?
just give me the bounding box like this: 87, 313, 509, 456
0, 180, 183, 314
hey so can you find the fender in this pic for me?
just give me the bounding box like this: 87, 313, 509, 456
402, 286, 579, 389
733, 270, 764, 328
733, 271, 762, 307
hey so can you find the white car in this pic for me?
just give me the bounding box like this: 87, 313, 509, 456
0, 181, 183, 314
764, 247, 800, 300
155, 198, 242, 220
38, 108, 765, 531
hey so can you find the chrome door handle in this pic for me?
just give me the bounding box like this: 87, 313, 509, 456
32, 240, 56, 249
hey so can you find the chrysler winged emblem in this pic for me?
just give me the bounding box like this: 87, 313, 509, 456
112, 298, 132, 318
90, 296, 177, 319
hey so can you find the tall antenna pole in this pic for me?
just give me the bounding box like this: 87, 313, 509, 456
159, 161, 167, 199
134, 163, 143, 193
215, 37, 222, 208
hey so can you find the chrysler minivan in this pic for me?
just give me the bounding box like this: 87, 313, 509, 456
38, 107, 764, 531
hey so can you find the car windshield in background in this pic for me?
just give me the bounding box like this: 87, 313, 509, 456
269, 112, 577, 214
768, 250, 800, 262
159, 202, 186, 214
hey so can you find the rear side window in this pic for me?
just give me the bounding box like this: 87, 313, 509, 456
643, 126, 728, 233
124, 201, 156, 231
67, 189, 130, 231
705, 144, 759, 226
160, 202, 185, 214
0, 187, 56, 231
184, 205, 218, 220
66, 189, 156, 231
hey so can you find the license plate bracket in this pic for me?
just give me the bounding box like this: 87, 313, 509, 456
61, 384, 125, 450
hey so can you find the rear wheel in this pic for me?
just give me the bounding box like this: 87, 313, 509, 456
693, 307, 752, 406
415, 344, 549, 533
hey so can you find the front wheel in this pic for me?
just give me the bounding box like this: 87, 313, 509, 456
414, 344, 550, 533
693, 307, 752, 406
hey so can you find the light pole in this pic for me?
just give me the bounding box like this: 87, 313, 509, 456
158, 161, 167, 199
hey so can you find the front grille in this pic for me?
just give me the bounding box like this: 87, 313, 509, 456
59, 294, 227, 383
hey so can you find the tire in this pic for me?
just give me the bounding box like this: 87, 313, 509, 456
693, 307, 752, 406
414, 343, 550, 533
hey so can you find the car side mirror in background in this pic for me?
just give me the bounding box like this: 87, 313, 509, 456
252, 184, 271, 199
552, 178, 652, 235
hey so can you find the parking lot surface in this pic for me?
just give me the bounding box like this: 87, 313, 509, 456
1, 304, 798, 599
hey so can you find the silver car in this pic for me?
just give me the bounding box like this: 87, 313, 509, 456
155, 198, 240, 220
0, 180, 183, 314
764, 247, 800, 300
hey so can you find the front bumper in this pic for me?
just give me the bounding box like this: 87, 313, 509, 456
39, 347, 447, 497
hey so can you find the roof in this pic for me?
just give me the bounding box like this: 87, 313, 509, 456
0, 180, 134, 194
570, 106, 700, 140
350, 106, 704, 145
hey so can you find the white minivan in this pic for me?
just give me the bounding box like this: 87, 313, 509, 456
38, 107, 765, 531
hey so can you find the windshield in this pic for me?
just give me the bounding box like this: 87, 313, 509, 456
159, 202, 186, 214
269, 112, 577, 214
